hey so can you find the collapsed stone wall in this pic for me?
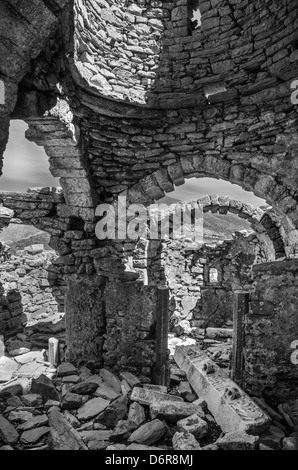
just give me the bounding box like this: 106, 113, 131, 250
148, 231, 266, 334
245, 259, 298, 402
0, 244, 66, 338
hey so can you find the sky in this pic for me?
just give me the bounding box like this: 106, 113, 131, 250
0, 120, 266, 207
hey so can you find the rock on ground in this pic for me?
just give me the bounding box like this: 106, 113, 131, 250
128, 419, 166, 446
0, 415, 19, 445
172, 431, 201, 450
177, 414, 208, 439
217, 432, 259, 450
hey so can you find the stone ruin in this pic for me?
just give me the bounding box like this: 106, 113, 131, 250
0, 0, 298, 452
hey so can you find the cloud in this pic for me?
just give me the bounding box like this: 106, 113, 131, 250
0, 120, 59, 191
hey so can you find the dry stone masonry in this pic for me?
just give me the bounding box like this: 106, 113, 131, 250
0, 0, 298, 451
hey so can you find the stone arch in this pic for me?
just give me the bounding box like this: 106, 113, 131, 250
124, 157, 295, 255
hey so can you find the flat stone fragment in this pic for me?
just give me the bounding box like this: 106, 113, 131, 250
100, 369, 122, 393
150, 401, 205, 424
95, 383, 121, 401
120, 371, 141, 388
0, 445, 14, 450
217, 432, 259, 450
173, 431, 201, 450
88, 440, 109, 450
260, 425, 286, 450
77, 397, 110, 421
128, 419, 165, 446
282, 437, 298, 450
106, 444, 127, 450
14, 351, 45, 365
62, 375, 81, 384
48, 408, 88, 450
131, 387, 183, 406
0, 415, 19, 445
18, 415, 49, 432
57, 362, 77, 377
0, 383, 23, 398
109, 420, 134, 442
70, 381, 98, 395
85, 375, 103, 386
20, 426, 50, 444
126, 444, 162, 450
174, 345, 271, 434
61, 392, 83, 410
17, 361, 48, 378
8, 410, 33, 424
177, 414, 208, 439
30, 374, 60, 402
0, 356, 18, 383
143, 384, 167, 393
22, 394, 43, 407
206, 328, 233, 339
96, 395, 128, 428
80, 430, 112, 443
128, 402, 146, 429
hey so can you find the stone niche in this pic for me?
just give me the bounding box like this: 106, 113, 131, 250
147, 231, 266, 334
245, 259, 298, 402
0, 243, 65, 338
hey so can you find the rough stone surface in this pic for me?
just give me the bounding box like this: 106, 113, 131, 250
217, 432, 259, 450
172, 431, 201, 451
128, 419, 166, 446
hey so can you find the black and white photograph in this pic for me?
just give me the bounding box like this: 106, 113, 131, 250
0, 0, 298, 457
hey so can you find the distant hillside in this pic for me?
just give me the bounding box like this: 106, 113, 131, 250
0, 205, 253, 250
0, 224, 51, 252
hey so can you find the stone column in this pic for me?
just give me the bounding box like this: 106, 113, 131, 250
231, 292, 249, 386
65, 274, 107, 368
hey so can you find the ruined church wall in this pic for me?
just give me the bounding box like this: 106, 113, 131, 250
0, 245, 66, 338
148, 232, 263, 333
245, 259, 298, 402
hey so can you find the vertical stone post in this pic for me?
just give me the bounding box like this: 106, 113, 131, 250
231, 292, 249, 387
153, 287, 170, 386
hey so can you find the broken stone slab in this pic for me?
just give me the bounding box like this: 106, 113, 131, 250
14, 351, 45, 365
20, 427, 50, 445
95, 395, 128, 428
100, 369, 122, 394
61, 392, 83, 410
22, 394, 43, 407
17, 361, 47, 378
106, 444, 127, 450
48, 408, 88, 450
150, 401, 205, 424
120, 371, 141, 389
131, 387, 183, 406
126, 444, 162, 450
143, 384, 167, 393
69, 381, 98, 395
109, 420, 134, 442
77, 397, 110, 421
174, 345, 271, 434
7, 340, 32, 357
206, 328, 233, 339
259, 425, 286, 450
7, 396, 23, 407
18, 415, 49, 432
79, 430, 112, 443
121, 380, 132, 395
0, 415, 19, 445
88, 440, 109, 450
30, 374, 60, 402
177, 414, 208, 439
62, 375, 80, 384
63, 410, 80, 429
0, 356, 18, 383
0, 382, 23, 398
217, 432, 259, 450
128, 419, 166, 446
282, 437, 298, 450
85, 375, 103, 387
0, 445, 14, 450
95, 383, 121, 401
172, 431, 201, 450
8, 410, 33, 424
128, 402, 146, 429
57, 362, 77, 378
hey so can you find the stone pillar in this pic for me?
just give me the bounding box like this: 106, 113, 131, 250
65, 274, 106, 368
231, 292, 249, 386
153, 287, 170, 386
